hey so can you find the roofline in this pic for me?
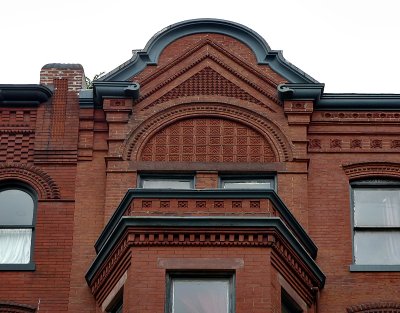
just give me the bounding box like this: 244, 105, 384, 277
98, 18, 318, 84
0, 84, 53, 106
278, 83, 400, 110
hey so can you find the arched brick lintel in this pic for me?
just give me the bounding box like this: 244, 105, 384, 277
123, 103, 293, 162
0, 163, 61, 200
342, 162, 400, 180
347, 302, 400, 313
0, 301, 37, 313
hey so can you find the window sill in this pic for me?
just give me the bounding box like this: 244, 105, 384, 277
350, 264, 400, 272
0, 263, 35, 271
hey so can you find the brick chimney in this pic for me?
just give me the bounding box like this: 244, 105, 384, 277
40, 63, 86, 92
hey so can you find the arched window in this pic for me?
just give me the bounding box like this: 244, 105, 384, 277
0, 184, 36, 269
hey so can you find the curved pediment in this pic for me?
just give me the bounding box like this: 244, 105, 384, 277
99, 19, 318, 84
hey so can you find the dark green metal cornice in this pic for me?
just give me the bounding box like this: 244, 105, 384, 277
98, 19, 318, 84
278, 83, 400, 110
86, 216, 325, 288
317, 93, 400, 110
0, 84, 52, 106
94, 189, 318, 258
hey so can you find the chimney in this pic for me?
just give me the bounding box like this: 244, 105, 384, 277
40, 63, 86, 93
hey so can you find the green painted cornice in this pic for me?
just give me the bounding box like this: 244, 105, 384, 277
278, 83, 400, 110
86, 216, 325, 288
94, 189, 317, 258
0, 84, 52, 106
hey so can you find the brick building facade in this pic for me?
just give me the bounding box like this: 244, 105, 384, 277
0, 19, 399, 313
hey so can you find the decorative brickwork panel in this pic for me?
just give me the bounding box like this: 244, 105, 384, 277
0, 132, 35, 163
51, 79, 68, 139
129, 198, 275, 217
140, 118, 276, 163
0, 109, 37, 163
148, 67, 262, 107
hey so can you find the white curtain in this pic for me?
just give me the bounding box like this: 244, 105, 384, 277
0, 229, 31, 264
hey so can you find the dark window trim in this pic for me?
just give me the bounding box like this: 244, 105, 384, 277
350, 179, 400, 271
106, 289, 123, 313
281, 288, 303, 313
165, 271, 235, 313
0, 181, 37, 271
218, 174, 276, 191
138, 173, 195, 189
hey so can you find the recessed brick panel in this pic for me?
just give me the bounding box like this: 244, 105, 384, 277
140, 117, 276, 163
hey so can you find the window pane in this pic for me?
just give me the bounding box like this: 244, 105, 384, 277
354, 189, 400, 226
222, 179, 273, 189
172, 278, 229, 313
0, 189, 34, 225
354, 231, 400, 265
141, 179, 192, 189
0, 229, 32, 264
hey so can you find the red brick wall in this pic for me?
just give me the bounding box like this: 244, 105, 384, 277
125, 246, 272, 313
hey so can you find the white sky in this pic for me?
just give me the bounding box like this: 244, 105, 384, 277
1, 0, 399, 93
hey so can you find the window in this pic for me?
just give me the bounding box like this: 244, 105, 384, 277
351, 180, 400, 266
107, 297, 123, 313
220, 176, 274, 190
0, 185, 36, 268
281, 289, 302, 313
139, 174, 194, 189
167, 273, 234, 313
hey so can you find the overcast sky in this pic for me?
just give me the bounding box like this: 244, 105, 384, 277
1, 0, 399, 93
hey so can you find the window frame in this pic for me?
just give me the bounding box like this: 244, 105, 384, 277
0, 182, 37, 271
350, 179, 400, 272
138, 173, 195, 189
165, 271, 235, 313
218, 174, 275, 191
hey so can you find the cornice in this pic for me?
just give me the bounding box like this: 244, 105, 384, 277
79, 82, 140, 108
86, 216, 325, 298
93, 189, 317, 258
98, 19, 318, 84
0, 84, 52, 106
279, 84, 400, 110
318, 93, 400, 110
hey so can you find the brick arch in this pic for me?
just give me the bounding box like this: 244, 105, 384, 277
347, 302, 400, 313
342, 162, 400, 180
0, 302, 36, 313
123, 103, 292, 162
0, 163, 60, 199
